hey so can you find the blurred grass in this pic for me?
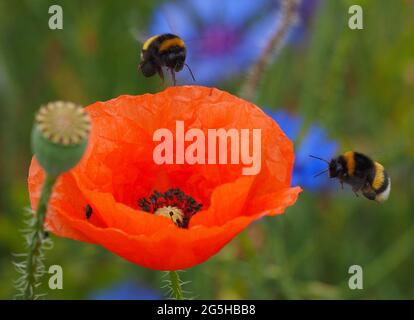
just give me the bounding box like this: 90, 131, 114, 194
1, 0, 414, 299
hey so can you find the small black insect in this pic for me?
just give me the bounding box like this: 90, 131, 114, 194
85, 204, 93, 220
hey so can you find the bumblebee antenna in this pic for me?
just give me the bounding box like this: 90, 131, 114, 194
309, 155, 330, 164
185, 63, 196, 82
313, 169, 329, 178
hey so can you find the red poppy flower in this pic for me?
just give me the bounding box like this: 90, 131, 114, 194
28, 85, 301, 271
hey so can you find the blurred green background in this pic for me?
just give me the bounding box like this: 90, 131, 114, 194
1, 0, 414, 299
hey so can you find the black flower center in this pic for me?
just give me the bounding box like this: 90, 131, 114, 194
138, 188, 202, 228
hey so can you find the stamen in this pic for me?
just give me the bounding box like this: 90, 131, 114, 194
138, 188, 202, 228
154, 206, 185, 228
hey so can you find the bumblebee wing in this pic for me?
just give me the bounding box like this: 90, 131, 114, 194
353, 152, 375, 176
345, 175, 367, 192
129, 26, 149, 46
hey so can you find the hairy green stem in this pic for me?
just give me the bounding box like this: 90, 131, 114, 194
169, 271, 184, 300
23, 174, 57, 300
240, 0, 300, 101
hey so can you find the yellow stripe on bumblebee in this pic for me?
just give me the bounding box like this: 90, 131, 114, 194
143, 34, 161, 50
343, 151, 355, 176
158, 37, 185, 52
372, 162, 385, 191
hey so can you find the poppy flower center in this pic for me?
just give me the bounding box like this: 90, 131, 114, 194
138, 188, 202, 229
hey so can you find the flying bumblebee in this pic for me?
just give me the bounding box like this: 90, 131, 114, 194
139, 33, 195, 85
310, 151, 391, 202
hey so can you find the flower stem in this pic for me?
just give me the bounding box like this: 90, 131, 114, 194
168, 271, 184, 300
23, 174, 57, 300
240, 0, 301, 101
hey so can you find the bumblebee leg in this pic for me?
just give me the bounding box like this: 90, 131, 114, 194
352, 184, 364, 197
340, 181, 344, 190
157, 67, 164, 85
362, 190, 376, 201
170, 68, 176, 86
362, 183, 377, 201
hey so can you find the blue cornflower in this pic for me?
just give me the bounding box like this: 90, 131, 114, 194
90, 280, 162, 300
148, 0, 317, 84
267, 109, 338, 191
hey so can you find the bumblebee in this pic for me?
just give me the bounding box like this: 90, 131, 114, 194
310, 151, 391, 202
139, 33, 195, 85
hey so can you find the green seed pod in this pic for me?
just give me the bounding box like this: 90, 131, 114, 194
31, 101, 91, 176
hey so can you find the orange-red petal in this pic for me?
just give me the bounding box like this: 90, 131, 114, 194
28, 85, 301, 270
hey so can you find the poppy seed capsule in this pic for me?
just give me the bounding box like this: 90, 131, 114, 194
31, 101, 91, 176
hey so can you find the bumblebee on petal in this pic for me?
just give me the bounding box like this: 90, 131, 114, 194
139, 33, 195, 85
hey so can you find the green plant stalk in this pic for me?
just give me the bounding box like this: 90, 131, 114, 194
169, 271, 184, 300
23, 174, 57, 300
240, 0, 300, 101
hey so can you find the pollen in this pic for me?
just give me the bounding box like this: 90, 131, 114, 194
154, 206, 185, 227
138, 188, 202, 228
35, 101, 91, 146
